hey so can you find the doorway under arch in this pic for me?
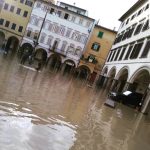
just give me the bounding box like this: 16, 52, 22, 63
0, 31, 5, 50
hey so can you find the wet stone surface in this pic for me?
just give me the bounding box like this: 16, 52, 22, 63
0, 55, 150, 150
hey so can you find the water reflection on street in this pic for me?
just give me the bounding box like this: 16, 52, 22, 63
0, 55, 150, 150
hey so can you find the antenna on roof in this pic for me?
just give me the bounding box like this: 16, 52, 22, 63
73, 2, 76, 6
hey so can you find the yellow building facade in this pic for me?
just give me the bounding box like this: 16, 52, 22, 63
0, 0, 35, 53
78, 24, 117, 83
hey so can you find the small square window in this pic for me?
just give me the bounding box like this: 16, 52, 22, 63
18, 26, 23, 32
98, 31, 104, 38
64, 13, 69, 20
10, 5, 15, 12
4, 3, 9, 10
23, 11, 28, 17
0, 19, 4, 25
5, 21, 10, 27
11, 23, 16, 30
16, 8, 21, 15
91, 43, 100, 51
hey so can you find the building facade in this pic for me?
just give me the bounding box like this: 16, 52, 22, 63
101, 0, 150, 113
78, 24, 117, 83
0, 0, 35, 53
20, 0, 95, 72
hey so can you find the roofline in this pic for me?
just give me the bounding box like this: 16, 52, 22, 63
49, 3, 95, 21
119, 0, 148, 21
59, 1, 87, 12
95, 24, 117, 34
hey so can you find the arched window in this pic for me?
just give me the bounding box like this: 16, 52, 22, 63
75, 46, 82, 56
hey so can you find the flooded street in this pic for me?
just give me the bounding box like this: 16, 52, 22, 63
0, 55, 150, 150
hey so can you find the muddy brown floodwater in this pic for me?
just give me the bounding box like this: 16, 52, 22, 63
0, 55, 150, 150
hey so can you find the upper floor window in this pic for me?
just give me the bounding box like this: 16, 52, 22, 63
134, 23, 144, 35
57, 11, 61, 17
118, 47, 126, 60
91, 43, 100, 52
79, 18, 83, 25
130, 42, 143, 59
61, 41, 67, 51
71, 16, 76, 22
47, 36, 53, 46
59, 26, 65, 36
40, 33, 46, 43
4, 3, 9, 10
131, 14, 136, 20
18, 26, 23, 32
23, 11, 28, 17
20, 0, 24, 3
27, 29, 32, 37
36, 2, 41, 8
140, 40, 150, 58
0, 19, 4, 25
142, 20, 149, 31
11, 23, 16, 30
98, 31, 104, 38
16, 8, 21, 15
145, 4, 149, 10
33, 31, 39, 40
52, 24, 59, 33
137, 9, 143, 16
65, 28, 72, 38
25, 0, 33, 7
50, 8, 55, 14
126, 18, 130, 25
5, 21, 10, 27
64, 13, 69, 20
124, 45, 133, 60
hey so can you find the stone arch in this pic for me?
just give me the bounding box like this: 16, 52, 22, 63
61, 59, 76, 74
128, 66, 150, 93
5, 36, 19, 53
0, 31, 5, 50
101, 66, 108, 76
77, 65, 91, 80
47, 54, 62, 70
108, 66, 117, 77
19, 43, 33, 57
116, 66, 129, 80
34, 48, 48, 63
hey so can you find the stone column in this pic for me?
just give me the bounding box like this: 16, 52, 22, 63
109, 79, 118, 92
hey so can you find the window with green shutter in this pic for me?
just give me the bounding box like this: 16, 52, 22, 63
98, 31, 104, 38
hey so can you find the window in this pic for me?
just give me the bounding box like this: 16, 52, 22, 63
20, 0, 24, 3
59, 26, 65, 36
23, 11, 28, 17
65, 28, 72, 37
47, 36, 53, 46
130, 42, 143, 59
80, 35, 87, 44
145, 4, 149, 10
57, 11, 61, 17
137, 9, 143, 16
33, 31, 38, 40
134, 23, 143, 35
71, 16, 76, 22
61, 41, 67, 51
79, 18, 83, 25
64, 13, 69, 20
11, 23, 16, 30
27, 30, 32, 37
0, 19, 4, 25
119, 47, 126, 60
48, 23, 53, 31
52, 24, 59, 33
50, 8, 55, 14
25, 0, 33, 7
107, 51, 113, 62
131, 14, 136, 20
124, 45, 133, 60
91, 43, 100, 51
98, 31, 104, 38
110, 50, 116, 61
4, 3, 9, 10
36, 2, 41, 8
16, 8, 21, 15
127, 26, 136, 38
18, 26, 23, 32
126, 18, 129, 24
5, 21, 10, 27
40, 33, 46, 43
114, 49, 121, 61
142, 20, 149, 31
140, 40, 150, 58
88, 54, 95, 63
10, 5, 15, 12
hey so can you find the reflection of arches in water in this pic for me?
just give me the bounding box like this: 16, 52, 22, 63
0, 31, 5, 50
47, 54, 62, 70
63, 59, 76, 74
5, 36, 19, 53
20, 43, 33, 57
77, 65, 91, 79
35, 49, 47, 63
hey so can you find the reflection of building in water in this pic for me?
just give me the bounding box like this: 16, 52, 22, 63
100, 0, 150, 114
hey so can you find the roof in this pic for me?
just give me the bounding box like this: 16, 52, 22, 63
59, 2, 87, 12
95, 24, 117, 34
119, 0, 148, 21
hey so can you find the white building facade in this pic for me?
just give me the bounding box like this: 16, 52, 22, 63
21, 0, 95, 71
101, 0, 150, 113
